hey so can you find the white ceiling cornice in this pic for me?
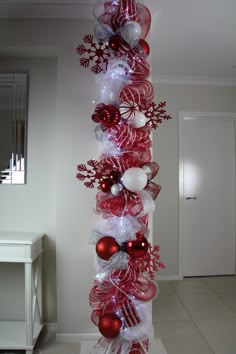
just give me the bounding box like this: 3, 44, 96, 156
153, 75, 236, 87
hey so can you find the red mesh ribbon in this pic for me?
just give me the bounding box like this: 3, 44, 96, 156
112, 0, 137, 30
145, 181, 161, 201
112, 2, 151, 40
127, 50, 151, 79
97, 150, 151, 175
96, 336, 149, 354
90, 269, 157, 319
119, 79, 154, 105
107, 123, 152, 151
96, 190, 143, 217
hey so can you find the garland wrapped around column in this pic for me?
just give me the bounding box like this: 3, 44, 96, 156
76, 1, 171, 352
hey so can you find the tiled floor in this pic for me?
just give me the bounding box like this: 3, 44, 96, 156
1, 276, 236, 354
153, 275, 236, 354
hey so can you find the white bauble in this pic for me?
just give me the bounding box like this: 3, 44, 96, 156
111, 183, 124, 196
122, 167, 148, 192
129, 111, 146, 128
120, 21, 142, 48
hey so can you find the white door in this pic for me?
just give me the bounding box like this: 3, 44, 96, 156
179, 113, 236, 277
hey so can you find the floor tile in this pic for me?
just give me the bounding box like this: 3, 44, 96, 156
170, 277, 211, 297
204, 276, 236, 294
180, 292, 235, 320
155, 320, 214, 354
157, 281, 175, 295
195, 318, 236, 354
217, 292, 236, 313
35, 330, 81, 354
153, 294, 191, 322
80, 339, 168, 354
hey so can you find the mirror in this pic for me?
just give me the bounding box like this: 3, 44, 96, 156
0, 73, 28, 184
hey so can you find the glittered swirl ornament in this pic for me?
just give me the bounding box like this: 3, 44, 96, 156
119, 101, 139, 121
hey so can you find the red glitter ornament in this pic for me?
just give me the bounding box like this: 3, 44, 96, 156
124, 234, 149, 258
100, 105, 121, 128
96, 236, 120, 261
138, 39, 150, 57
100, 178, 113, 193
109, 171, 121, 183
98, 313, 122, 338
109, 35, 123, 51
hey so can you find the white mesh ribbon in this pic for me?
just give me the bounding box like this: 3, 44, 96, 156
96, 58, 131, 105
120, 303, 154, 342
91, 215, 147, 244
91, 336, 132, 354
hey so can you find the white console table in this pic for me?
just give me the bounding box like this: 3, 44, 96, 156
0, 231, 45, 354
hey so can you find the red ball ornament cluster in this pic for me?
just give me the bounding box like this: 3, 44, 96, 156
96, 234, 149, 261
96, 236, 120, 261
124, 234, 149, 258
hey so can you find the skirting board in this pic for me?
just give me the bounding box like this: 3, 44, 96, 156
156, 275, 183, 281
80, 339, 167, 354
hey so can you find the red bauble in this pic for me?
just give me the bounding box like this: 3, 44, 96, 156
109, 171, 121, 183
96, 236, 120, 261
138, 39, 150, 57
100, 105, 121, 128
109, 35, 123, 51
124, 234, 149, 258
99, 313, 122, 338
100, 178, 113, 193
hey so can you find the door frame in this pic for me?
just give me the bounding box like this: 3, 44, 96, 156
178, 111, 236, 278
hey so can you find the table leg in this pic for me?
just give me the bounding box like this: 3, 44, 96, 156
25, 262, 33, 348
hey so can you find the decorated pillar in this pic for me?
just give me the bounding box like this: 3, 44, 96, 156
76, 0, 171, 352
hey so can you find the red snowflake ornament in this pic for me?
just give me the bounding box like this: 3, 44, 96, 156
129, 243, 165, 280
76, 159, 113, 189
76, 159, 102, 189
76, 34, 110, 74
140, 101, 172, 130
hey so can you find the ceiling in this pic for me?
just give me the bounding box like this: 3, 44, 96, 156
0, 0, 236, 85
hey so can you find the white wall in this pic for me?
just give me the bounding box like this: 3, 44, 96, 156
0, 19, 100, 336
0, 57, 57, 322
1, 18, 236, 337
153, 83, 236, 277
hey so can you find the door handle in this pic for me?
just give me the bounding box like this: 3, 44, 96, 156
185, 196, 197, 200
